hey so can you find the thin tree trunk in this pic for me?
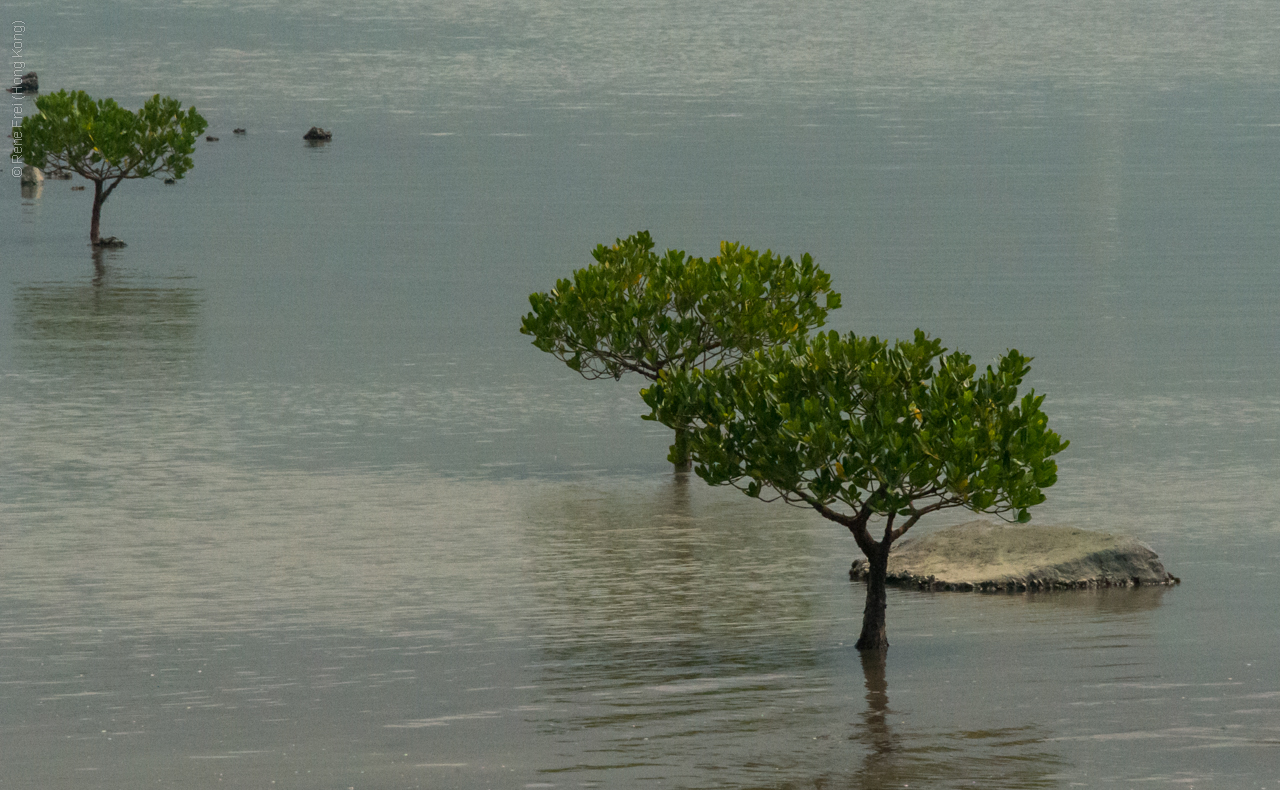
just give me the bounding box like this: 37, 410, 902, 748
671, 426, 692, 473
855, 540, 891, 651
90, 180, 104, 244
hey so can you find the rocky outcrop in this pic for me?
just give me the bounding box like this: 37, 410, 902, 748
303, 126, 332, 141
849, 521, 1180, 592
7, 72, 37, 93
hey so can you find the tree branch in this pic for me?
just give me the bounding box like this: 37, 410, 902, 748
890, 497, 960, 541
101, 174, 127, 202
882, 511, 896, 544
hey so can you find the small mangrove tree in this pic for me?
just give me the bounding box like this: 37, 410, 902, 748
18, 90, 207, 245
642, 330, 1068, 649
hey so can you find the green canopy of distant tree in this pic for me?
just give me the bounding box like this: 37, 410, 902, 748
521, 231, 842, 470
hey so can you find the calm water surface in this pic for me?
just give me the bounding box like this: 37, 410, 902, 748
3, 1, 1279, 787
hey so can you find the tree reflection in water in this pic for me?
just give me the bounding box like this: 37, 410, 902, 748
523, 474, 826, 690
519, 475, 1074, 788
12, 249, 202, 380
779, 651, 1066, 790
855, 650, 895, 788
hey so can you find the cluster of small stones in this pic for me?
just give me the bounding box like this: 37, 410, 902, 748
849, 560, 1180, 592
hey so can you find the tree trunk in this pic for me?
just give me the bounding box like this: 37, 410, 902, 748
671, 426, 692, 473
90, 180, 104, 244
855, 540, 891, 651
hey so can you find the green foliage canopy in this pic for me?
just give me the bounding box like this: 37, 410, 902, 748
21, 90, 207, 183
520, 231, 842, 382
641, 329, 1068, 551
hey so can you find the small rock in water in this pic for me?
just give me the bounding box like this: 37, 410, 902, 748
164, 178, 176, 185
70, 185, 85, 191
303, 126, 333, 141
233, 128, 247, 135
7, 71, 38, 93
93, 237, 127, 248
206, 136, 219, 142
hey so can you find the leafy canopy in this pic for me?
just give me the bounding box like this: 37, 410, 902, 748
20, 89, 207, 184
520, 231, 842, 382
641, 329, 1068, 544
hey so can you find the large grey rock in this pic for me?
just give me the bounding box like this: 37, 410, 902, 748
849, 521, 1180, 592
20, 164, 43, 185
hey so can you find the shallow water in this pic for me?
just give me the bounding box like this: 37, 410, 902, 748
4, 1, 1280, 787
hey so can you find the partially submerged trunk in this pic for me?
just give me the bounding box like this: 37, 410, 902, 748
671, 426, 693, 473
816, 506, 899, 651
90, 179, 104, 244
855, 539, 891, 651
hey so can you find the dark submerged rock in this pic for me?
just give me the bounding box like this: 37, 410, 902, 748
206, 136, 219, 141
163, 178, 176, 185
849, 521, 1180, 592
7, 72, 38, 93
93, 237, 127, 248
303, 126, 333, 141
233, 128, 247, 135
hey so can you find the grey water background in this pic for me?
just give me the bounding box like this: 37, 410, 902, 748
3, 0, 1280, 787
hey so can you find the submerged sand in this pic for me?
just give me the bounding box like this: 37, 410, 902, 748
849, 521, 1180, 591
